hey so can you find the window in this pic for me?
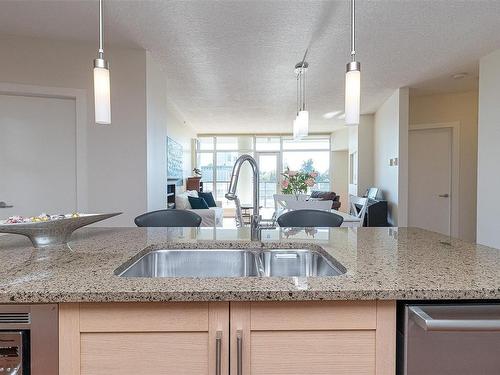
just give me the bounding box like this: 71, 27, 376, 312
255, 136, 280, 151
282, 137, 330, 150
196, 135, 331, 209
283, 151, 330, 192
198, 136, 214, 150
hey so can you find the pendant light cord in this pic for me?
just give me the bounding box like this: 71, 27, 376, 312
98, 0, 104, 58
350, 0, 356, 61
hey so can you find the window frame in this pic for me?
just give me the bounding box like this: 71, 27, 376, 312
196, 135, 332, 205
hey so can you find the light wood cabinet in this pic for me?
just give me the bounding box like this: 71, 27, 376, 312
59, 302, 229, 375
230, 301, 395, 375
59, 301, 395, 375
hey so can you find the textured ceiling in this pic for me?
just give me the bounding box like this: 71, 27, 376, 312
0, 0, 498, 133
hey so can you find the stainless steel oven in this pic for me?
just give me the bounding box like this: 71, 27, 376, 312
0, 305, 58, 375
398, 303, 500, 375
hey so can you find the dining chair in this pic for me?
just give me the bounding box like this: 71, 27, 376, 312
273, 194, 331, 211
349, 195, 369, 227
134, 209, 202, 227
276, 209, 344, 227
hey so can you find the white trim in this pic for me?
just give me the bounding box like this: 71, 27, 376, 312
409, 121, 460, 238
0, 82, 88, 212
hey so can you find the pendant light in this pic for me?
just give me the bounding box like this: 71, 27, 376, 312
93, 0, 111, 125
294, 60, 309, 139
345, 0, 360, 126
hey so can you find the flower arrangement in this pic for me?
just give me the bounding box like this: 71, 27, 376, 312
281, 167, 318, 196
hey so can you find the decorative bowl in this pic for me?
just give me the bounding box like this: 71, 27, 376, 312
0, 213, 122, 248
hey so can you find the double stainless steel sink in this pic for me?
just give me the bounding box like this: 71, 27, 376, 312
117, 248, 346, 278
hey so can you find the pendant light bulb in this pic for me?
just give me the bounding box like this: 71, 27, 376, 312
345, 0, 360, 126
93, 0, 111, 125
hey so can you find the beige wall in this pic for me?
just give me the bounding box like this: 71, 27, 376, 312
330, 129, 349, 211
477, 49, 500, 248
373, 88, 409, 226
0, 34, 147, 226
409, 91, 478, 241
331, 151, 349, 212
347, 115, 375, 199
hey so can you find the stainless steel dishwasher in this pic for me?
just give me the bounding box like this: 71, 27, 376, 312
398, 303, 500, 375
0, 304, 58, 374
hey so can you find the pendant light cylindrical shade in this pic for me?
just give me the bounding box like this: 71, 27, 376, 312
93, 0, 111, 125
297, 110, 309, 138
94, 64, 111, 124
345, 62, 360, 126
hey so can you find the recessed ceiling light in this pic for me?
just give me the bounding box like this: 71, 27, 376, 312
452, 73, 468, 80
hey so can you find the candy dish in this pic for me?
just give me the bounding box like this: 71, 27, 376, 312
0, 213, 121, 248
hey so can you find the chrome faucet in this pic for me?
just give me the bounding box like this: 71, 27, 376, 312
225, 154, 262, 240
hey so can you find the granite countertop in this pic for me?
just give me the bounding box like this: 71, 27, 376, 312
0, 227, 499, 303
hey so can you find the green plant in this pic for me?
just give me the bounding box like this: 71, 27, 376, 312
281, 167, 318, 195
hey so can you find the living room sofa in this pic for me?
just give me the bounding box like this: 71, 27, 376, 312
175, 190, 224, 227
309, 190, 341, 210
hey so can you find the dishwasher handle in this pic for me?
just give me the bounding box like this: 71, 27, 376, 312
409, 306, 500, 331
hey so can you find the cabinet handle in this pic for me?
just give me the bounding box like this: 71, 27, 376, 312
216, 331, 222, 375
236, 330, 243, 375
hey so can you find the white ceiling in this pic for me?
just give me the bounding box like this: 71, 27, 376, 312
0, 0, 499, 134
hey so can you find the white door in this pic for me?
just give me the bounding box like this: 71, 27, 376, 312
0, 94, 77, 219
408, 127, 452, 235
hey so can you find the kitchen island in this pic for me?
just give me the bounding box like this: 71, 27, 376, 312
1, 226, 499, 375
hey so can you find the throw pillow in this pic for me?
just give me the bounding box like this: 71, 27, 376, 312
198, 192, 217, 207
175, 193, 190, 210
186, 190, 199, 197
188, 196, 209, 209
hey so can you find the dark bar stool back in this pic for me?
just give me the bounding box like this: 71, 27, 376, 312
277, 209, 344, 227
134, 209, 202, 227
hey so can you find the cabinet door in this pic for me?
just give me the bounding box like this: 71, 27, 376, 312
230, 301, 395, 375
60, 302, 229, 375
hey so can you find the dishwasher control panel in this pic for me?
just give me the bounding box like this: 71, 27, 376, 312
0, 331, 25, 375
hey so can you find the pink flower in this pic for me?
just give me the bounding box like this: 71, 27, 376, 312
288, 170, 298, 177
310, 171, 318, 178
281, 180, 289, 189
305, 178, 315, 187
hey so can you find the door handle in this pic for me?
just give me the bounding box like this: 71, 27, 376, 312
215, 331, 222, 375
236, 330, 243, 375
0, 201, 13, 208
438, 194, 449, 198
409, 306, 500, 331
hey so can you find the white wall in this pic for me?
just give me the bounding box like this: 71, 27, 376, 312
373, 88, 409, 226
477, 49, 500, 249
146, 52, 196, 210
146, 53, 168, 211
410, 91, 478, 241
165, 100, 196, 187
0, 35, 147, 226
